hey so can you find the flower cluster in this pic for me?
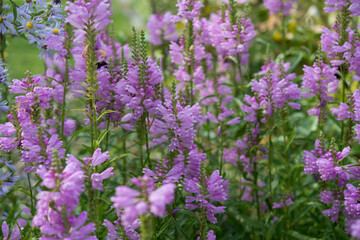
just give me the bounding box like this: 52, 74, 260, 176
184, 170, 229, 224
303, 139, 360, 224
302, 60, 339, 120
111, 176, 176, 225
0, 75, 65, 171
33, 155, 96, 239
103, 213, 141, 240
264, 0, 297, 16
147, 12, 178, 46
250, 61, 301, 117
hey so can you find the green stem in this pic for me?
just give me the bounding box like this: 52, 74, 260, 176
60, 23, 73, 141
139, 137, 144, 171
268, 130, 273, 205
60, 57, 69, 141
281, 14, 287, 53
219, 122, 225, 176
0, 0, 4, 62
92, 96, 98, 144
282, 111, 289, 170
253, 160, 260, 219
104, 117, 110, 150
140, 214, 154, 240
86, 167, 99, 233
186, 20, 195, 105
236, 53, 245, 97
145, 113, 151, 169
149, 0, 157, 13
27, 173, 35, 216
122, 131, 127, 184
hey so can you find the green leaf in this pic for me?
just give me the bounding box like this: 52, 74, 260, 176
285, 126, 296, 151
81, 144, 92, 154
233, 98, 243, 111
266, 220, 277, 240
334, 226, 349, 240
97, 110, 117, 122
225, 55, 238, 64
0, 188, 16, 204
12, 3, 17, 21
97, 197, 112, 206
18, 189, 31, 197
199, 94, 217, 103
172, 218, 189, 239
287, 230, 321, 240
156, 218, 172, 237
6, 203, 18, 221
256, 38, 281, 51
1, 35, 6, 52
96, 129, 109, 145
238, 181, 264, 191
104, 153, 135, 166
66, 128, 87, 149
289, 53, 303, 72
74, 109, 92, 120
33, 180, 42, 189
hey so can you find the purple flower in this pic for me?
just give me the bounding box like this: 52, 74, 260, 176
184, 170, 228, 224
323, 200, 341, 222
0, 14, 12, 35
103, 217, 141, 240
331, 90, 360, 125
302, 61, 338, 120
272, 194, 294, 209
111, 177, 176, 225
65, 0, 112, 31
303, 139, 357, 189
303, 150, 319, 175
149, 184, 177, 216
0, 156, 15, 171
321, 26, 339, 57
344, 184, 360, 220
0, 170, 17, 197
0, 61, 8, 85
18, 16, 45, 34
207, 230, 216, 240
111, 186, 141, 209
150, 100, 202, 153
264, 0, 297, 16
251, 61, 301, 117
103, 220, 118, 240
320, 191, 334, 204
91, 167, 114, 191
331, 102, 353, 120
350, 219, 360, 239
174, 0, 203, 21
321, 25, 360, 75
87, 148, 110, 166
143, 160, 184, 185
324, 0, 360, 16
206, 13, 255, 62
115, 58, 163, 125
207, 170, 229, 202
1, 221, 20, 240
32, 156, 95, 239
147, 12, 178, 46
324, 0, 347, 13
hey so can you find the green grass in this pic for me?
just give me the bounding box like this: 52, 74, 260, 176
6, 38, 45, 80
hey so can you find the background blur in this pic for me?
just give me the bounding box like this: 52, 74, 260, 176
4, 0, 332, 80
